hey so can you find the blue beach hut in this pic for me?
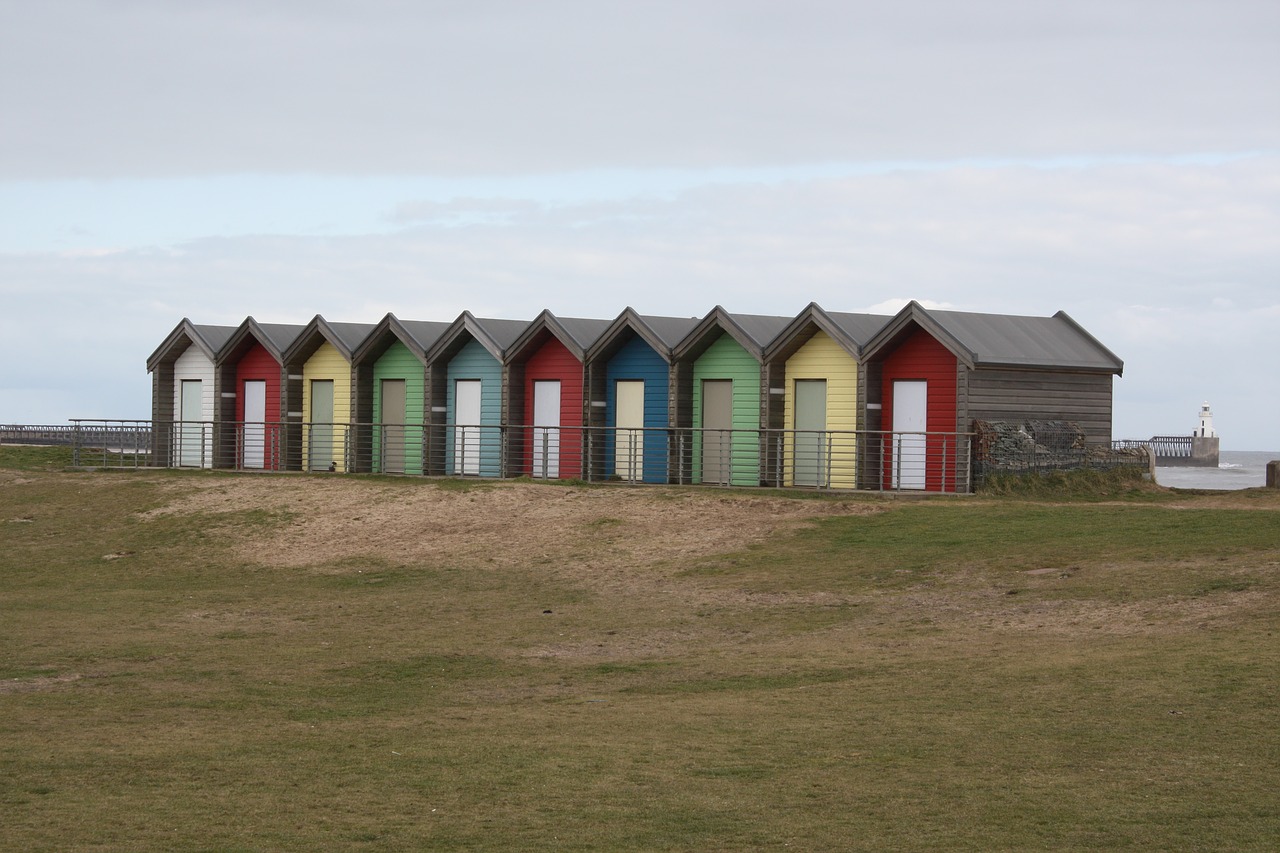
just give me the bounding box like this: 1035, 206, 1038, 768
586, 308, 700, 483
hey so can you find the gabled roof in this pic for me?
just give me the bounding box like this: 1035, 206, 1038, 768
283, 315, 378, 365
586, 307, 702, 364
764, 302, 891, 363
146, 318, 239, 371
215, 316, 307, 367
862, 301, 1124, 374
672, 306, 792, 363
425, 311, 532, 364
505, 309, 612, 364
352, 313, 452, 366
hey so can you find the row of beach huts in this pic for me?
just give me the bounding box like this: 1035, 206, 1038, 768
146, 301, 1124, 492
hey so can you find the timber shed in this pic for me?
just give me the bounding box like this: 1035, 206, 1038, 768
426, 312, 531, 478
671, 307, 793, 486
351, 314, 451, 474
860, 301, 1124, 491
762, 304, 891, 488
146, 318, 237, 468
504, 311, 612, 480
585, 308, 701, 483
214, 317, 306, 470
281, 316, 377, 472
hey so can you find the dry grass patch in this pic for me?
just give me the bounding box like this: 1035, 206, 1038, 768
2, 462, 1278, 851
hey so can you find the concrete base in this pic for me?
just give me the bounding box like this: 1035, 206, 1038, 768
1156, 436, 1220, 467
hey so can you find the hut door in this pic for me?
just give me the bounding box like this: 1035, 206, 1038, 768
179, 379, 203, 467
615, 380, 644, 481
242, 380, 266, 469
455, 379, 482, 475
309, 379, 335, 471
381, 379, 406, 474
795, 379, 827, 487
702, 379, 732, 485
532, 380, 560, 479
891, 380, 927, 489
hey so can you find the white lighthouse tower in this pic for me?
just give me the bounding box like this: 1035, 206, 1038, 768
1189, 401, 1220, 466
1196, 402, 1216, 438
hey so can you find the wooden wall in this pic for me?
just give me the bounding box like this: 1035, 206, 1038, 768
966, 368, 1115, 444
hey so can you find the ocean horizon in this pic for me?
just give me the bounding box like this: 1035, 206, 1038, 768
1154, 450, 1279, 491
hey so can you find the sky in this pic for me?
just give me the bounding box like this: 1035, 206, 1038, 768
1, 0, 1277, 449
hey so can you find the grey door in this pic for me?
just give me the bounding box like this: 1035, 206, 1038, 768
701, 379, 732, 485
309, 379, 335, 471
381, 379, 406, 474
794, 379, 827, 487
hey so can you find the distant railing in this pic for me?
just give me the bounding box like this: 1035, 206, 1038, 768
1115, 436, 1193, 459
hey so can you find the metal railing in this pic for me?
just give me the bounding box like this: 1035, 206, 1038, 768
9, 419, 977, 492
66, 420, 155, 468
1114, 436, 1193, 458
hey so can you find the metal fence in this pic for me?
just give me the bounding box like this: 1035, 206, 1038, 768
14, 419, 978, 492
969, 421, 1147, 485
0, 421, 156, 468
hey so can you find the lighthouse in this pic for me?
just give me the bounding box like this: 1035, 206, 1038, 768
1196, 402, 1216, 438
1190, 402, 1220, 466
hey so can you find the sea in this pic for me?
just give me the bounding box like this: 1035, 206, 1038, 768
1154, 450, 1280, 491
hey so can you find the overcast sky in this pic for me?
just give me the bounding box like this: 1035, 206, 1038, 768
2, 0, 1276, 449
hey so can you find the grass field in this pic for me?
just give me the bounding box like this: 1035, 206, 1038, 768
2, 446, 1278, 851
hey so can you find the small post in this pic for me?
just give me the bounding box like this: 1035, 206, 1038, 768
1266, 460, 1280, 489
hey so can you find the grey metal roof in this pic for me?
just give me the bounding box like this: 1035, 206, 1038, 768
147, 319, 238, 369
325, 321, 377, 354
555, 316, 613, 351
471, 317, 531, 352
253, 322, 306, 355
930, 310, 1123, 371
639, 315, 702, 349
193, 324, 237, 354
824, 312, 892, 348
726, 312, 792, 349
397, 320, 451, 352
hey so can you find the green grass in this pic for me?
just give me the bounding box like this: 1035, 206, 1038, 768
1, 454, 1278, 850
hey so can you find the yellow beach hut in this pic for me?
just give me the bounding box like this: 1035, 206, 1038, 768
282, 316, 376, 472
764, 304, 890, 488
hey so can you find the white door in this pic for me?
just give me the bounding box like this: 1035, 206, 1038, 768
892, 380, 927, 489
242, 380, 266, 469
179, 379, 203, 467
455, 379, 482, 475
532, 380, 560, 479
615, 380, 644, 481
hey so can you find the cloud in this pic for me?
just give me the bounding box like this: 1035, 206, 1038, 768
3, 154, 1276, 445
2, 1, 1276, 178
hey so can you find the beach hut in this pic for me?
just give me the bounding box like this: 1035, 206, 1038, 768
214, 318, 305, 470
585, 308, 700, 483
505, 311, 611, 480
763, 304, 889, 488
426, 313, 530, 477
671, 307, 791, 486
861, 301, 1124, 492
282, 316, 376, 472
146, 319, 237, 468
351, 315, 450, 474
